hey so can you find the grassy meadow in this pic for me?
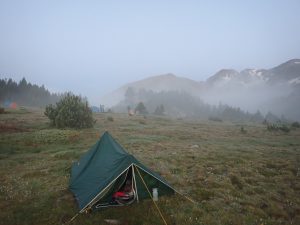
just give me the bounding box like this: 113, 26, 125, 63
0, 108, 300, 225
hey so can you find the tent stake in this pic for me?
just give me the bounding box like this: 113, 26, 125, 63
64, 212, 80, 225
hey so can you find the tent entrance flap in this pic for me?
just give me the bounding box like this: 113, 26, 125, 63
82, 165, 131, 212
94, 166, 137, 209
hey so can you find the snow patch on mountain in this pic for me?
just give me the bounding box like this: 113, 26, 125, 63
289, 77, 300, 84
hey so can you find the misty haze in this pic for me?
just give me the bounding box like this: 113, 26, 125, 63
1, 1, 300, 225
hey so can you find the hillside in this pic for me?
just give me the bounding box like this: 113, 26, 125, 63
100, 73, 204, 107
102, 59, 300, 120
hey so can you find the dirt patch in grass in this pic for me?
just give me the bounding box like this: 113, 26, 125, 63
0, 122, 29, 133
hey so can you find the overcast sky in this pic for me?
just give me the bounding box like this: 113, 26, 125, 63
1, 0, 300, 104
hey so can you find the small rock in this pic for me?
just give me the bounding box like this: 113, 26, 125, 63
191, 144, 199, 148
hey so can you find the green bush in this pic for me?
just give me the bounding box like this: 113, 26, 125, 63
240, 126, 247, 134
135, 102, 148, 115
44, 93, 95, 128
291, 121, 300, 128
154, 104, 165, 115
267, 123, 290, 133
107, 116, 114, 122
279, 124, 290, 133
209, 117, 223, 122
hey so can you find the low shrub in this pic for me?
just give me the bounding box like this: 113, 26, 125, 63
107, 116, 114, 122
267, 123, 290, 133
209, 117, 223, 122
240, 126, 247, 134
139, 120, 146, 125
230, 174, 244, 189
44, 93, 95, 128
291, 121, 300, 128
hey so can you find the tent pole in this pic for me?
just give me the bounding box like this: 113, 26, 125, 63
132, 164, 139, 202
134, 165, 168, 225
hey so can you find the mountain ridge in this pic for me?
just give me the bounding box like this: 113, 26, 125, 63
100, 59, 300, 120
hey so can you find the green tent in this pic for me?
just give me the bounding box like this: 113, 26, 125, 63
69, 131, 175, 212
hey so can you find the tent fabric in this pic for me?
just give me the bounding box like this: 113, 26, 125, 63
69, 131, 175, 212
